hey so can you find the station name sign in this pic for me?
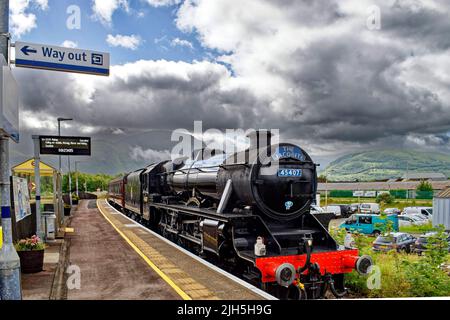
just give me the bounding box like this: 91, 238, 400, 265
15, 41, 110, 76
39, 136, 91, 156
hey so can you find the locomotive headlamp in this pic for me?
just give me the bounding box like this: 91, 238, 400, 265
307, 239, 313, 246
275, 263, 296, 287
356, 255, 373, 275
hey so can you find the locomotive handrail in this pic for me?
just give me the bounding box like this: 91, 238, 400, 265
164, 165, 222, 175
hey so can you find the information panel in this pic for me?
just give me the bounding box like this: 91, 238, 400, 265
39, 136, 91, 156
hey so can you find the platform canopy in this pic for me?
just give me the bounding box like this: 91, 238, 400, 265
12, 158, 56, 177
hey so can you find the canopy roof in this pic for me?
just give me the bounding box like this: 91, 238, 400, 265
12, 158, 56, 177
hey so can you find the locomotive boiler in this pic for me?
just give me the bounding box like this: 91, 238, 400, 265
108, 131, 372, 299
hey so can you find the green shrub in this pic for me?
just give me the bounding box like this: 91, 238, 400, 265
416, 180, 433, 192
376, 193, 394, 204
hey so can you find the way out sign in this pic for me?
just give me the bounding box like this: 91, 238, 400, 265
15, 41, 110, 76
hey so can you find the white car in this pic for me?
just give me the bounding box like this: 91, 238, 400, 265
398, 215, 425, 227
324, 205, 342, 217
403, 214, 429, 225
359, 203, 380, 214
402, 207, 433, 220
384, 208, 401, 215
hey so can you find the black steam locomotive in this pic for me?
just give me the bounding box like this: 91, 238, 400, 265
108, 131, 372, 299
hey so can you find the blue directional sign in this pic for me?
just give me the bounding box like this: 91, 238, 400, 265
15, 41, 110, 76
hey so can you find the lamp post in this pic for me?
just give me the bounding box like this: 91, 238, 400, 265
74, 161, 83, 198
57, 117, 72, 222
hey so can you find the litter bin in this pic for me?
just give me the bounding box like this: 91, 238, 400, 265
42, 211, 57, 240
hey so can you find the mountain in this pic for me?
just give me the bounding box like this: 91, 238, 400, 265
323, 150, 450, 182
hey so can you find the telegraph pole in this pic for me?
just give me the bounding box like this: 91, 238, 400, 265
0, 0, 22, 300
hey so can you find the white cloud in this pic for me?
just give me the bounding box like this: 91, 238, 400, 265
106, 34, 142, 50
61, 40, 78, 48
170, 38, 194, 49
145, 0, 181, 7
92, 0, 129, 26
10, 0, 48, 38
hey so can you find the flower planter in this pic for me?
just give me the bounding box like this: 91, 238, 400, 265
17, 249, 44, 274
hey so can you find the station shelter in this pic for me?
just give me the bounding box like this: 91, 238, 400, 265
9, 158, 63, 241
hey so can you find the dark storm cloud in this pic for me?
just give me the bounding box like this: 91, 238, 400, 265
14, 0, 450, 160
14, 60, 261, 133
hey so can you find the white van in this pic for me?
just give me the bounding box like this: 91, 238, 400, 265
402, 207, 433, 220
324, 205, 342, 217
359, 203, 380, 214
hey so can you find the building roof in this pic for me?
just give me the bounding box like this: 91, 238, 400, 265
12, 158, 56, 177
436, 188, 450, 198
402, 172, 447, 180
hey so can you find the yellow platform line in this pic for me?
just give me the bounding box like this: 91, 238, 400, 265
96, 199, 191, 300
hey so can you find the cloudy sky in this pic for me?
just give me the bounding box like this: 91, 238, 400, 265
7, 0, 450, 171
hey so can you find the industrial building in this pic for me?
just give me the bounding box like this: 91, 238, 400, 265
433, 188, 450, 230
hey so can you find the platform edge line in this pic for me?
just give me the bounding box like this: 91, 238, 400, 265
96, 199, 192, 300
104, 199, 278, 300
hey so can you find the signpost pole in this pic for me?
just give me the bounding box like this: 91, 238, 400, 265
0, 0, 22, 300
75, 161, 79, 198
68, 156, 72, 208
33, 135, 43, 240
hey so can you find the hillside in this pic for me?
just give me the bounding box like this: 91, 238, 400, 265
323, 150, 450, 182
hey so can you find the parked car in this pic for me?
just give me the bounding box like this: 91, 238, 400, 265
403, 213, 429, 226
398, 215, 416, 227
326, 204, 354, 218
372, 232, 416, 253
339, 214, 399, 236
402, 207, 433, 220
413, 232, 450, 255
359, 203, 381, 214
324, 205, 342, 217
350, 203, 360, 213
384, 208, 401, 215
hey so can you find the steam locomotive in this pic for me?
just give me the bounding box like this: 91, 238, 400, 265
108, 131, 372, 299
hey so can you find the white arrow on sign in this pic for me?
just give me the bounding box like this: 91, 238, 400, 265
14, 41, 110, 76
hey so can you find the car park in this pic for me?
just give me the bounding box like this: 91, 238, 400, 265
413, 232, 450, 255
340, 214, 399, 235
372, 232, 416, 253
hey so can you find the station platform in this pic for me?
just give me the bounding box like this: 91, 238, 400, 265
21, 199, 273, 300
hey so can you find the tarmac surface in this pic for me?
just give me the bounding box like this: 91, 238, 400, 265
65, 200, 179, 300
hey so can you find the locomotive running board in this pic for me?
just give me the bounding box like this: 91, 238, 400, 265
149, 202, 250, 222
